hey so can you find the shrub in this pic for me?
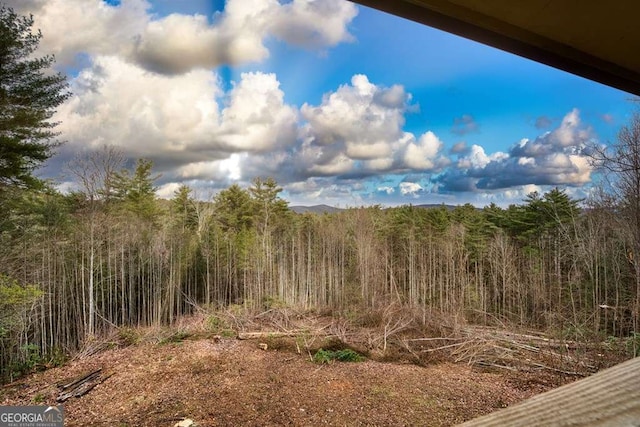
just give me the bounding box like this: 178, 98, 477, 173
626, 332, 640, 357
9, 344, 42, 378
313, 348, 364, 364
158, 330, 190, 345
118, 327, 140, 346
206, 315, 235, 337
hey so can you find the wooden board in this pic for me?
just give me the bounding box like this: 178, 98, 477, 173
460, 356, 640, 426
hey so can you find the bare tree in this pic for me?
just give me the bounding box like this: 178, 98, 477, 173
590, 112, 640, 331
66, 145, 125, 203
66, 145, 124, 337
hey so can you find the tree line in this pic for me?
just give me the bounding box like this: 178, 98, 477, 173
2, 4, 640, 382
1, 156, 639, 380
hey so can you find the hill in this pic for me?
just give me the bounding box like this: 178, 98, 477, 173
289, 204, 344, 214
289, 203, 466, 214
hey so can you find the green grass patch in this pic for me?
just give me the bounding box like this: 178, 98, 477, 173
313, 348, 364, 364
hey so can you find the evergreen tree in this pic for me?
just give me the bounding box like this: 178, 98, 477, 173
112, 159, 159, 221
171, 184, 198, 231
522, 188, 580, 238
248, 177, 289, 236
214, 184, 254, 233
0, 6, 69, 191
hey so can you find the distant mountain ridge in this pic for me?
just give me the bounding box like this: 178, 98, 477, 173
289, 204, 343, 214
414, 204, 460, 211
289, 203, 463, 214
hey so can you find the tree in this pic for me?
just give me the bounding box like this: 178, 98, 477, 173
214, 184, 254, 233
591, 112, 640, 331
249, 177, 289, 237
66, 145, 125, 205
591, 112, 640, 244
0, 274, 42, 382
171, 185, 197, 231
65, 146, 125, 338
0, 6, 69, 191
112, 158, 160, 222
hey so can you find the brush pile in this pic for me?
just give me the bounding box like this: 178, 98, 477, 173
404, 326, 604, 376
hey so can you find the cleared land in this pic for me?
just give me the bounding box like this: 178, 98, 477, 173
1, 338, 572, 426
0, 311, 597, 426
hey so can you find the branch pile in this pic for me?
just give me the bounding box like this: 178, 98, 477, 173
406, 326, 600, 376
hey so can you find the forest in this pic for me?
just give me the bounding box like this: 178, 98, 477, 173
2, 4, 640, 383
2, 152, 640, 381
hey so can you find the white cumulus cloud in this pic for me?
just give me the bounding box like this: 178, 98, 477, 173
269, 0, 358, 48
54, 56, 299, 185
436, 109, 595, 192
218, 72, 298, 152
403, 131, 448, 170
399, 182, 423, 196
10, 0, 358, 74
298, 74, 442, 178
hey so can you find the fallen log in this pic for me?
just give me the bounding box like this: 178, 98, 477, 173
237, 330, 318, 340
58, 368, 102, 390
56, 368, 111, 402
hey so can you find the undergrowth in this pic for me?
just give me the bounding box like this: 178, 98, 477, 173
313, 348, 365, 364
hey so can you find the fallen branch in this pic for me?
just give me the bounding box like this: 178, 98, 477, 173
57, 369, 111, 402
237, 330, 324, 340
58, 369, 102, 390
405, 326, 601, 375
420, 342, 467, 353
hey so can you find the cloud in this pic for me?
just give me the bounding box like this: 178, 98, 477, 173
451, 114, 479, 136
283, 178, 365, 206
5, 0, 151, 69
399, 182, 423, 197
298, 74, 415, 177
53, 56, 298, 186
156, 182, 183, 199
3, 0, 48, 13
175, 153, 245, 182
217, 72, 298, 152
511, 109, 591, 157
301, 75, 409, 156
269, 0, 358, 48
403, 131, 449, 170
455, 144, 509, 170
601, 113, 614, 124
56, 56, 222, 162
130, 10, 270, 74
450, 141, 468, 154
436, 109, 595, 192
535, 115, 553, 129
12, 0, 358, 74
291, 75, 453, 182
134, 0, 357, 74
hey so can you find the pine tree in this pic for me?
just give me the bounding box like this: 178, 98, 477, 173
171, 185, 198, 231
0, 6, 69, 191
112, 159, 160, 222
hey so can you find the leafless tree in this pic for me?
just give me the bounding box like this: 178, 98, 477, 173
590, 112, 640, 331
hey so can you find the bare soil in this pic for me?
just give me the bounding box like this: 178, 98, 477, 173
1, 334, 572, 426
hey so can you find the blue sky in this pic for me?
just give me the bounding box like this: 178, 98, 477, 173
7, 0, 635, 207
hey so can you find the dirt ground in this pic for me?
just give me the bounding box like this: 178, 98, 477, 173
0, 334, 572, 427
